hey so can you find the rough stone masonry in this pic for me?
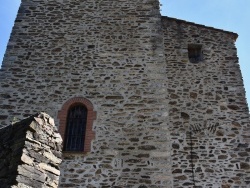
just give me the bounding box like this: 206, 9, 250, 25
0, 0, 249, 187
0, 113, 62, 187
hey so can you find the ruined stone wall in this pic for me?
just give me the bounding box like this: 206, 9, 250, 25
163, 17, 250, 187
0, 113, 62, 187
0, 0, 173, 187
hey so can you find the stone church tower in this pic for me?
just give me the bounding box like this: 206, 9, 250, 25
0, 0, 249, 187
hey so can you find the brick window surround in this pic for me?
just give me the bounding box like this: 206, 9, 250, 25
58, 97, 96, 153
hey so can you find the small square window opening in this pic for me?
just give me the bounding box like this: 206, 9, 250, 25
188, 44, 202, 63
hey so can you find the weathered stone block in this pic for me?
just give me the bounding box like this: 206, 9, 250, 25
0, 113, 62, 187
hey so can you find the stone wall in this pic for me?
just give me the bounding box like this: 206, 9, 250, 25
0, 0, 165, 127
0, 0, 250, 187
0, 113, 62, 187
0, 0, 173, 187
163, 17, 250, 187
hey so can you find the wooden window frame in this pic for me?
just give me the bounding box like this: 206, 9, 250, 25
58, 97, 96, 153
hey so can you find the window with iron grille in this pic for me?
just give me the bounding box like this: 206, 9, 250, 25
63, 105, 87, 151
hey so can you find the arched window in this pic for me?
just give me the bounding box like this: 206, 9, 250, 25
58, 97, 96, 153
64, 105, 87, 151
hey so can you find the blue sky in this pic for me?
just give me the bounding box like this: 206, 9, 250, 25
0, 0, 249, 109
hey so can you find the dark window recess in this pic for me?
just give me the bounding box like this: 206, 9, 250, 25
64, 105, 87, 151
188, 44, 202, 63
88, 45, 95, 49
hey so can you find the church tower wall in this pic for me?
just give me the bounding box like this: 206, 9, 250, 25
0, 1, 250, 187
163, 17, 250, 187
0, 0, 173, 187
